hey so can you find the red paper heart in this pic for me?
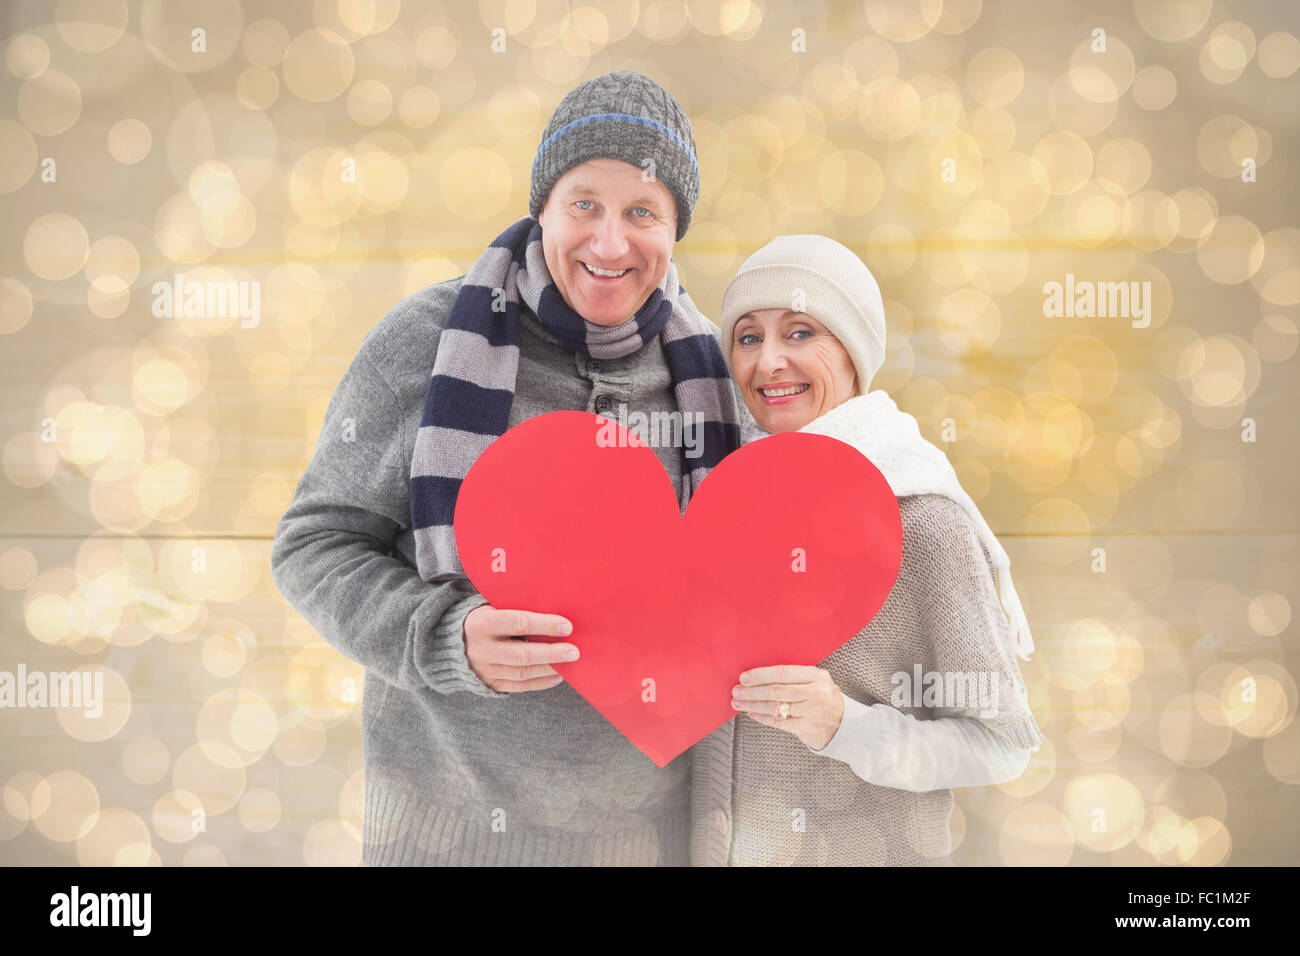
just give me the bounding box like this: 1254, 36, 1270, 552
453, 411, 903, 766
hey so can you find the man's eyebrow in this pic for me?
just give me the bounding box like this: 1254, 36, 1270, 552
561, 185, 667, 208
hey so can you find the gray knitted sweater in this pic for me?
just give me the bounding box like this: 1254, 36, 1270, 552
270, 274, 753, 865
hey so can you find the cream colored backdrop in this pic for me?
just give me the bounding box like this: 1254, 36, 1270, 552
1, 0, 1297, 866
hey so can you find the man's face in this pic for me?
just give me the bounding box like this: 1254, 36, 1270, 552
537, 158, 678, 327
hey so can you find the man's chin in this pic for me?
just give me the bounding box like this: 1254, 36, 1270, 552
574, 294, 640, 327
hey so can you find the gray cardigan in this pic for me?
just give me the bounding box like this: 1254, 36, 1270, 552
270, 274, 755, 865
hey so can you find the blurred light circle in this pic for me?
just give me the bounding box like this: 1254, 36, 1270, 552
283, 29, 354, 102
1258, 31, 1300, 78
106, 118, 152, 164
398, 85, 441, 128
1263, 720, 1300, 783
1049, 70, 1116, 138
439, 146, 511, 221
55, 667, 131, 742
864, 0, 943, 43
1033, 131, 1092, 195
171, 742, 245, 815
6, 33, 49, 78
1065, 774, 1144, 850
1134, 0, 1213, 42
348, 78, 393, 126
1131, 64, 1176, 110
303, 819, 362, 866
85, 235, 140, 292
238, 788, 282, 833
1069, 35, 1135, 102
1200, 20, 1256, 85
1159, 693, 1233, 766
235, 66, 279, 111
0, 120, 38, 193
1095, 138, 1151, 194
998, 803, 1073, 865
1252, 227, 1300, 306
24, 213, 90, 280
844, 36, 899, 91
32, 770, 99, 842
1196, 215, 1265, 284
981, 153, 1050, 224
152, 789, 204, 843
1196, 114, 1268, 179
338, 0, 401, 35
1126, 190, 1180, 250
122, 737, 170, 786
76, 807, 151, 866
0, 278, 35, 334
17, 69, 82, 135
1172, 186, 1217, 245
56, 0, 129, 52
967, 47, 1023, 106
242, 17, 290, 65
867, 223, 916, 276
1254, 314, 1298, 362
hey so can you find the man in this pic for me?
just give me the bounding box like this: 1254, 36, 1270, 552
270, 71, 756, 865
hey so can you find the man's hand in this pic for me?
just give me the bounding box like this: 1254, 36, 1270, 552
463, 605, 580, 693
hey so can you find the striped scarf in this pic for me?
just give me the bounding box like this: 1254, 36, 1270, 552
410, 215, 742, 583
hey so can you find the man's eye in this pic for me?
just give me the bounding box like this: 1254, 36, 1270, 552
631, 207, 651, 218
575, 200, 594, 210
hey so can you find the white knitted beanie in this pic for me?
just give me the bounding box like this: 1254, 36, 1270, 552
720, 235, 887, 397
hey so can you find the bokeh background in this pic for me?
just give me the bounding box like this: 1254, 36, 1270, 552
2, 0, 1297, 866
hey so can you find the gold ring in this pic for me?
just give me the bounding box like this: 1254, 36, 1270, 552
777, 701, 791, 720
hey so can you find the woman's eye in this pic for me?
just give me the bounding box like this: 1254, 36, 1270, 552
738, 333, 758, 345
791, 329, 813, 340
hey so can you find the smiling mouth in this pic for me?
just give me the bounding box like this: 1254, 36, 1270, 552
757, 384, 810, 397
582, 261, 630, 279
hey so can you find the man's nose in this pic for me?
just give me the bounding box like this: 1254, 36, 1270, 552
589, 212, 630, 261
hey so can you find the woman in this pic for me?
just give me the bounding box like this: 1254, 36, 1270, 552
689, 235, 1045, 866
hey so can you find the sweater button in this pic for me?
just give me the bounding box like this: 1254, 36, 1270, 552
589, 359, 602, 373
594, 394, 613, 413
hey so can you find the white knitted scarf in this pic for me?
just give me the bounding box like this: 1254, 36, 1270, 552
786, 391, 1035, 661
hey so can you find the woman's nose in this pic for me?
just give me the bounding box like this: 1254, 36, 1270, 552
758, 339, 787, 375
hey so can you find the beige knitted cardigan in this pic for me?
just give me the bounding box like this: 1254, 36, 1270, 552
688, 488, 1045, 866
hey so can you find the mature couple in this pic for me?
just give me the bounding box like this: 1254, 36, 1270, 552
271, 71, 1043, 866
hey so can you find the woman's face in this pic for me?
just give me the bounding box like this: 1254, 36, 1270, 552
730, 308, 858, 433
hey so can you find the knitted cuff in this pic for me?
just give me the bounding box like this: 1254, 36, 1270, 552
808, 694, 876, 760
424, 591, 508, 698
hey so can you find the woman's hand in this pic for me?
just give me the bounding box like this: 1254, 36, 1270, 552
731, 664, 845, 751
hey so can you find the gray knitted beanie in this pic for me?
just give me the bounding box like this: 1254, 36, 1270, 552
529, 71, 700, 241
